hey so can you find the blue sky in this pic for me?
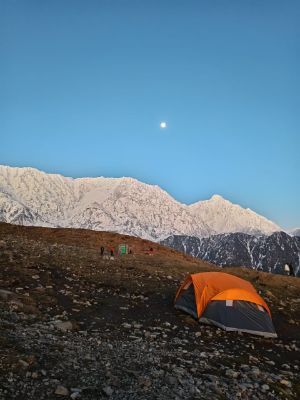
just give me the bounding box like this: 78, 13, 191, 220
0, 0, 299, 228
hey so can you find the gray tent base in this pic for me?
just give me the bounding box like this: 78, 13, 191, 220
199, 317, 277, 338
201, 300, 277, 338
175, 296, 277, 338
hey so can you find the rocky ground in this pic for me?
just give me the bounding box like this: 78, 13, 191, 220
0, 223, 299, 399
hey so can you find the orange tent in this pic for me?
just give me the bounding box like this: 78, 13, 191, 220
175, 272, 276, 338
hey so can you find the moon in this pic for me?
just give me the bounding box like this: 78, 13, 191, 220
160, 121, 167, 129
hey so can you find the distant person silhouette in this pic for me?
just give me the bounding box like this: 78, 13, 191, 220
284, 263, 295, 277
110, 247, 114, 257
284, 264, 290, 275
289, 263, 295, 277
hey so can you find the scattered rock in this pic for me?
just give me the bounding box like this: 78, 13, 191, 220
70, 393, 81, 399
55, 385, 69, 396
102, 386, 113, 397
225, 369, 239, 379
121, 323, 131, 329
0, 289, 14, 301
280, 379, 292, 388
261, 384, 269, 391
18, 359, 29, 368
53, 321, 73, 332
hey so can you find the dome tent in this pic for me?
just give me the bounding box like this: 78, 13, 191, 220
175, 272, 277, 338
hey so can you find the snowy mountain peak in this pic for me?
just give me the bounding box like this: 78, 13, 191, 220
210, 194, 226, 201
188, 192, 280, 236
289, 228, 300, 237
191, 194, 230, 207
0, 164, 281, 241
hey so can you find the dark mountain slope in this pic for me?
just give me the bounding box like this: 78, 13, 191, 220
161, 231, 300, 276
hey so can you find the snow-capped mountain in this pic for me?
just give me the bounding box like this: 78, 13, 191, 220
161, 232, 300, 276
289, 228, 300, 237
189, 194, 279, 236
0, 165, 280, 241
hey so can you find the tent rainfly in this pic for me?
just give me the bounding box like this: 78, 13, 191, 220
175, 272, 277, 338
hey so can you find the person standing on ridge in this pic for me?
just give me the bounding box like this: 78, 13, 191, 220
284, 263, 295, 276
100, 246, 105, 256
289, 263, 295, 277
284, 264, 290, 275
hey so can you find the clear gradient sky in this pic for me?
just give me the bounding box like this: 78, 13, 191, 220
1, 0, 299, 228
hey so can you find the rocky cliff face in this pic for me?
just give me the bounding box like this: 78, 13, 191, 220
0, 165, 280, 241
161, 231, 300, 276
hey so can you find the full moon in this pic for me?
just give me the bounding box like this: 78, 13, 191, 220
160, 121, 167, 129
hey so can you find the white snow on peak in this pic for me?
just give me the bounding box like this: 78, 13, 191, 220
0, 164, 281, 241
188, 193, 279, 236
288, 228, 300, 237
210, 194, 225, 201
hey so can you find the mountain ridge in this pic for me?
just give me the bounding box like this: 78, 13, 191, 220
161, 231, 300, 276
0, 164, 281, 241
